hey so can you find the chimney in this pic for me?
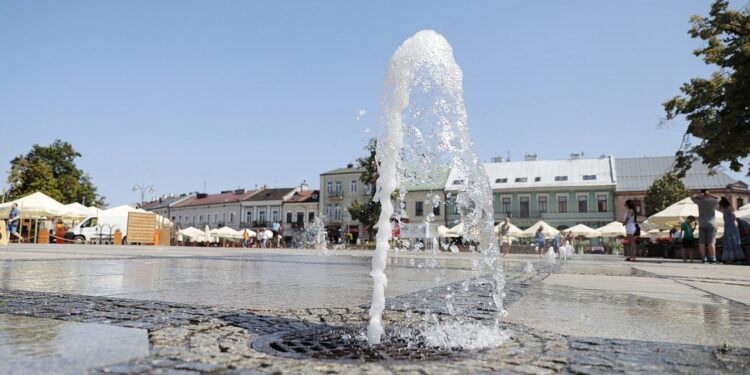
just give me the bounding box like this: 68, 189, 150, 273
490, 156, 504, 163
234, 189, 245, 194
347, 163, 354, 168
570, 153, 582, 160
300, 180, 309, 191
524, 153, 539, 161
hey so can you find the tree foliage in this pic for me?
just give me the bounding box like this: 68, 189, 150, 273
644, 173, 691, 216
663, 0, 750, 176
348, 138, 381, 233
6, 140, 106, 206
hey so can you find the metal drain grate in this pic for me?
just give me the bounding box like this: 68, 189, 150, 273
251, 326, 475, 362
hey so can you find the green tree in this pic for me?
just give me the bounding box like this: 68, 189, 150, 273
663, 0, 750, 177
644, 173, 691, 216
348, 138, 381, 235
7, 140, 106, 206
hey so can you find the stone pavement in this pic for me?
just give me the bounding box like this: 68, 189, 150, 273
0, 243, 748, 374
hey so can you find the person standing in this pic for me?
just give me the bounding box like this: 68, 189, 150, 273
719, 197, 744, 263
552, 231, 562, 254
499, 218, 511, 258
533, 226, 545, 259
623, 200, 638, 261
680, 216, 696, 262
6, 203, 21, 243
691, 190, 720, 263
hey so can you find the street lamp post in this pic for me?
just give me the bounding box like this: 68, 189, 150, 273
132, 183, 155, 208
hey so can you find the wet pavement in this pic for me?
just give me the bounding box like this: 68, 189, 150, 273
0, 243, 748, 374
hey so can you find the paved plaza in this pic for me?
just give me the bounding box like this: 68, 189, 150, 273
0, 244, 748, 374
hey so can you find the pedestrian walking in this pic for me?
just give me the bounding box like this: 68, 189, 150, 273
680, 216, 696, 262
552, 231, 563, 254
691, 190, 720, 263
499, 218, 512, 258
6, 203, 22, 243
719, 197, 744, 263
533, 226, 545, 258
623, 200, 638, 261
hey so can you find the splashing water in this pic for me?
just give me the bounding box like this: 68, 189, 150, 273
367, 30, 505, 346
545, 247, 557, 264
524, 262, 535, 273
304, 215, 328, 254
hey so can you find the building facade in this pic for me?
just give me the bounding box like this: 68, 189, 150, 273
240, 187, 300, 229
445, 156, 618, 230
615, 156, 750, 222
281, 190, 320, 242
319, 164, 368, 241
170, 189, 258, 230
142, 194, 194, 223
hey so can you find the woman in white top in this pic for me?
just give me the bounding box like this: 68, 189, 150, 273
622, 200, 638, 261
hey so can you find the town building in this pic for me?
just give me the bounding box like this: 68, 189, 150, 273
141, 193, 195, 223
319, 164, 368, 242
170, 189, 258, 230
615, 156, 750, 222
240, 186, 300, 229
402, 170, 449, 226
445, 155, 618, 230
281, 189, 320, 243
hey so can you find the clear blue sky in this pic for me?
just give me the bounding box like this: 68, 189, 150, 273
1, 1, 747, 206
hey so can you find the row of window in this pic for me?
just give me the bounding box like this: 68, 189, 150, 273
177, 212, 236, 225
324, 204, 343, 221
326, 180, 371, 194
414, 201, 440, 217
285, 211, 316, 224
491, 175, 597, 184
495, 194, 608, 215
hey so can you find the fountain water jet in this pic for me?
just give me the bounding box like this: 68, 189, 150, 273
368, 30, 505, 345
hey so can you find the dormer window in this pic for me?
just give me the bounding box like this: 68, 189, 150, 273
311, 193, 319, 200
293, 193, 299, 200
554, 176, 568, 181
534, 177, 541, 182
515, 177, 528, 183
495, 178, 508, 183
452, 179, 465, 185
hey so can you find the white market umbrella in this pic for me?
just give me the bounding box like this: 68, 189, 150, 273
648, 197, 724, 228
566, 224, 600, 238
596, 221, 626, 237
179, 226, 204, 239
63, 202, 98, 219
0, 192, 67, 218
212, 226, 243, 239
740, 203, 750, 210
520, 220, 559, 239
493, 222, 524, 237
736, 208, 750, 220
239, 228, 257, 237
264, 229, 273, 239
447, 222, 464, 237
437, 225, 456, 238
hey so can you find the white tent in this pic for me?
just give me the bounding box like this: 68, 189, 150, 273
0, 192, 67, 218
566, 224, 600, 238
437, 225, 456, 238
446, 222, 465, 237
736, 208, 750, 220
740, 203, 750, 210
596, 221, 626, 237
63, 202, 98, 219
520, 220, 559, 239
493, 222, 524, 237
211, 226, 243, 239
647, 197, 724, 228
100, 205, 172, 228
179, 226, 204, 239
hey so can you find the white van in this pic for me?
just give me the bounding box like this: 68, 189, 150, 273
66, 215, 129, 244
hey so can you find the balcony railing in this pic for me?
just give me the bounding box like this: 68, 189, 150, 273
327, 190, 344, 199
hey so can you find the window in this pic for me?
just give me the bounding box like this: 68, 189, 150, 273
335, 181, 342, 192
597, 194, 608, 212
534, 177, 541, 182
495, 178, 508, 183
246, 212, 251, 223
334, 204, 342, 221
230, 212, 235, 223
308, 212, 315, 222
286, 212, 293, 223
272, 209, 279, 222
554, 176, 568, 181
558, 196, 568, 213
738, 197, 745, 208
433, 204, 440, 216
515, 177, 528, 183
452, 179, 464, 185
538, 196, 548, 213
415, 201, 424, 216
451, 200, 459, 214
199, 215, 204, 224
325, 205, 331, 217
578, 195, 588, 212
258, 210, 266, 223
214, 214, 217, 223
297, 212, 304, 224
350, 180, 357, 192
520, 196, 530, 218
633, 199, 643, 215
583, 175, 597, 181
223, 213, 226, 223
502, 197, 511, 214
326, 181, 333, 193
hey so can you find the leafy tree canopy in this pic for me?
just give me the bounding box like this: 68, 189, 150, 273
6, 140, 106, 207
644, 173, 691, 216
664, 0, 750, 177
348, 138, 381, 233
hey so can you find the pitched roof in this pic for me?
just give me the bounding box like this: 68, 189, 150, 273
614, 156, 744, 192
172, 190, 258, 208
446, 156, 616, 190
321, 166, 366, 175
243, 188, 297, 202
142, 194, 192, 210
284, 190, 320, 203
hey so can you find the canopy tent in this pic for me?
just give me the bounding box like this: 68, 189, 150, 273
63, 202, 98, 219
565, 224, 600, 238
0, 192, 67, 218
239, 228, 257, 238
437, 225, 456, 238
493, 222, 524, 237
647, 197, 724, 228
101, 205, 173, 228
519, 220, 559, 239
178, 226, 204, 239
740, 203, 750, 210
446, 222, 465, 237
639, 220, 668, 231
736, 208, 750, 220
596, 221, 626, 237
211, 226, 243, 239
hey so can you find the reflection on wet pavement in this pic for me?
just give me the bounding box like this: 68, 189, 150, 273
0, 255, 480, 309
0, 314, 148, 374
